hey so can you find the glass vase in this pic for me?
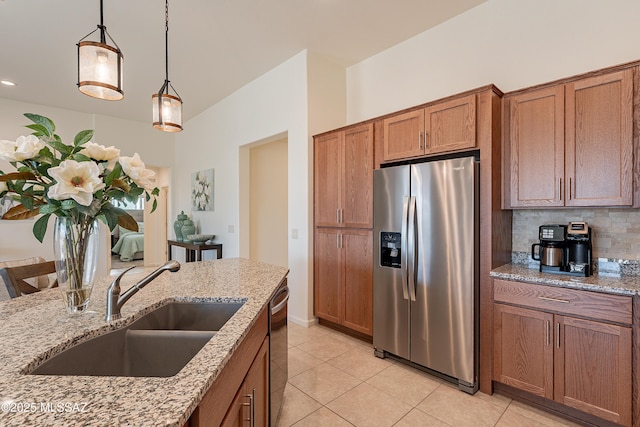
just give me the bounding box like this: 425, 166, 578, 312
53, 216, 100, 315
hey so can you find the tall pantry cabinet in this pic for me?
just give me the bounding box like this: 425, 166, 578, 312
314, 123, 374, 336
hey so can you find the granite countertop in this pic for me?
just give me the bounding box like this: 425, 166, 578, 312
0, 258, 288, 427
491, 263, 640, 296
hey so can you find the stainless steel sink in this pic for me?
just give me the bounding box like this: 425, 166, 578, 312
129, 301, 244, 331
29, 301, 245, 377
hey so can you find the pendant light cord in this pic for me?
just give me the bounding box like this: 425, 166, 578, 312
99, 0, 106, 44
164, 0, 169, 86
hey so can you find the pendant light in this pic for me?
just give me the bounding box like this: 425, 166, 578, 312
77, 0, 124, 101
152, 0, 183, 132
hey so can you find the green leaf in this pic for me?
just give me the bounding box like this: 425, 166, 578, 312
25, 124, 49, 136
151, 199, 157, 213
33, 213, 51, 243
101, 204, 121, 230
24, 113, 55, 136
38, 204, 59, 215
72, 153, 91, 162
61, 200, 76, 210
73, 129, 94, 147
47, 139, 72, 156
151, 187, 160, 196
21, 194, 34, 211
105, 162, 122, 186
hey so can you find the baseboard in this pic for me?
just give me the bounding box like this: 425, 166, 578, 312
288, 314, 317, 328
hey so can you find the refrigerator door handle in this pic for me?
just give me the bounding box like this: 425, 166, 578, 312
407, 196, 417, 301
401, 196, 409, 300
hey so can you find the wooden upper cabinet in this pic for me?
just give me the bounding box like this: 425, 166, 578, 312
383, 110, 425, 161
425, 94, 476, 154
314, 132, 343, 227
508, 86, 565, 207
383, 94, 476, 162
343, 124, 374, 228
565, 69, 633, 206
505, 67, 634, 208
314, 123, 373, 228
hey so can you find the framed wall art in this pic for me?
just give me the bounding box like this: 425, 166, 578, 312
192, 169, 214, 211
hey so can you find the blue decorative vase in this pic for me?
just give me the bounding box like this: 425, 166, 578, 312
174, 211, 188, 241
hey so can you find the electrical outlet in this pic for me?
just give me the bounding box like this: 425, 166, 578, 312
291, 228, 298, 239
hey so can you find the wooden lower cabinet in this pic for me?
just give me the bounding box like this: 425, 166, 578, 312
221, 337, 269, 427
314, 228, 373, 336
189, 308, 269, 427
494, 283, 632, 426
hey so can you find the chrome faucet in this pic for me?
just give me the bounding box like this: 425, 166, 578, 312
105, 260, 181, 322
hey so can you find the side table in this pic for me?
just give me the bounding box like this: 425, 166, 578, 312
167, 240, 223, 262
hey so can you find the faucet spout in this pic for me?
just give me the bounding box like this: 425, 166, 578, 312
105, 261, 181, 322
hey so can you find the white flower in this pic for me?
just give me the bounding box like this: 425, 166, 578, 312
119, 153, 156, 190
0, 135, 45, 162
79, 141, 120, 169
47, 160, 105, 206
0, 181, 7, 194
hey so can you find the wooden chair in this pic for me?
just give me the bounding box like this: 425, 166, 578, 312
0, 261, 57, 298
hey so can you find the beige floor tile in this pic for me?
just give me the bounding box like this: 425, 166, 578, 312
288, 363, 361, 405
288, 322, 328, 347
327, 382, 413, 427
277, 384, 323, 427
416, 384, 509, 426
296, 332, 357, 361
505, 401, 582, 427
288, 347, 324, 378
327, 346, 392, 381
496, 407, 552, 427
292, 407, 353, 426
394, 408, 452, 427
365, 363, 442, 406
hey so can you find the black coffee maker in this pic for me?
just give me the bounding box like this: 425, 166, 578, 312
531, 222, 592, 277
565, 221, 592, 276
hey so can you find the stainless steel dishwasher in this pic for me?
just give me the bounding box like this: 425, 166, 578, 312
269, 281, 289, 426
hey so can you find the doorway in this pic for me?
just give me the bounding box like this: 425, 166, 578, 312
245, 137, 288, 267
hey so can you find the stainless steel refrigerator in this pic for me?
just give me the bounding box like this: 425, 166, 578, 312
373, 156, 478, 393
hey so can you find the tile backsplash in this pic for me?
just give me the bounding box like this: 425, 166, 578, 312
512, 208, 640, 262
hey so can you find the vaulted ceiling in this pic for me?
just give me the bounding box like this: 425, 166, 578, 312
0, 0, 485, 123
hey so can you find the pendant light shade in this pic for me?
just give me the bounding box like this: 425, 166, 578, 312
153, 0, 183, 132
77, 0, 124, 100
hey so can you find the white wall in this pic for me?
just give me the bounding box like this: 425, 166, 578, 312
347, 0, 640, 123
174, 51, 315, 325
0, 98, 175, 279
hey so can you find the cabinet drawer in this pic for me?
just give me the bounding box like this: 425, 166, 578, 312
493, 279, 632, 325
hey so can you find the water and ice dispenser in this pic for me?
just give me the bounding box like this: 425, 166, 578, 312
380, 232, 401, 268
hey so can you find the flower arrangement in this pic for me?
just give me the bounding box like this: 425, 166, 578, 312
0, 113, 159, 312
0, 113, 159, 241
191, 169, 213, 211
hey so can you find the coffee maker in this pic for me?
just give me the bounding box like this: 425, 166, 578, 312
565, 221, 592, 276
531, 222, 592, 277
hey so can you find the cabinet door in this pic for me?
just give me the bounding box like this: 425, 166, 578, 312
343, 123, 374, 228
220, 338, 269, 427
382, 110, 425, 161
508, 86, 565, 207
244, 337, 269, 427
342, 229, 373, 336
314, 228, 343, 324
314, 132, 343, 227
565, 69, 633, 206
425, 94, 476, 154
555, 316, 632, 425
493, 304, 554, 399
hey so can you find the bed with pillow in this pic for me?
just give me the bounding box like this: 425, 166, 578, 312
111, 223, 144, 262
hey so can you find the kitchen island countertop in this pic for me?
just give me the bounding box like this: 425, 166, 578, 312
0, 258, 288, 427
491, 263, 640, 296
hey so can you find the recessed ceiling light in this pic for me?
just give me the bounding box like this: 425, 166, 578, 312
1, 80, 16, 86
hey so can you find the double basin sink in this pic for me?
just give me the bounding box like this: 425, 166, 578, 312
30, 301, 244, 378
